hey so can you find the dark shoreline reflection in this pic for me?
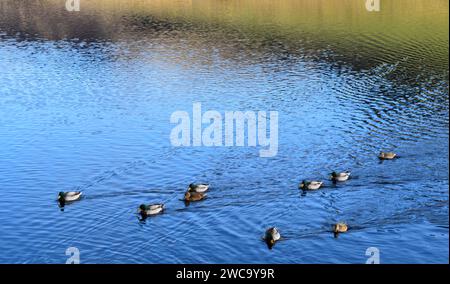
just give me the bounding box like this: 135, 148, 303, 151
0, 0, 448, 78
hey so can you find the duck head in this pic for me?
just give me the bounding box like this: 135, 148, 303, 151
57, 192, 65, 207
57, 192, 66, 202
332, 224, 340, 238
264, 227, 279, 249
138, 204, 148, 219
266, 238, 275, 249
299, 180, 306, 188
332, 224, 338, 233
264, 231, 277, 249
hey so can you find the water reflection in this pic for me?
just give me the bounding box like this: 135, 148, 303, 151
0, 0, 448, 264
1, 1, 448, 70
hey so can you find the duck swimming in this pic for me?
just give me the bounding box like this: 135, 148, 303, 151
188, 183, 209, 193
184, 191, 207, 202
57, 191, 82, 204
138, 204, 164, 217
330, 171, 351, 182
333, 222, 348, 237
299, 180, 323, 190
378, 152, 397, 160
264, 227, 281, 248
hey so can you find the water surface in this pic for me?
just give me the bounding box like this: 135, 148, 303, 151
0, 0, 448, 263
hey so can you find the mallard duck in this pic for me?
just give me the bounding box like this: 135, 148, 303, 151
57, 191, 82, 203
299, 180, 323, 190
184, 191, 206, 202
333, 222, 348, 233
264, 227, 281, 245
138, 204, 164, 217
378, 152, 397, 160
188, 183, 209, 193
330, 171, 351, 182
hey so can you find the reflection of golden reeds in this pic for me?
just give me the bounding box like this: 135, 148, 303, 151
7, 0, 450, 22
2, 0, 448, 36
67, 0, 449, 29
0, 0, 448, 71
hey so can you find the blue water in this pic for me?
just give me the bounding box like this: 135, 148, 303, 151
0, 1, 448, 263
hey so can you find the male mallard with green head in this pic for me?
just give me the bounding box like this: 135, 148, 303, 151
138, 204, 164, 217
264, 227, 281, 248
188, 183, 209, 193
330, 171, 351, 182
57, 191, 82, 204
299, 180, 323, 190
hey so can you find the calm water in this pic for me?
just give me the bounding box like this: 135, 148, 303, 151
0, 0, 448, 263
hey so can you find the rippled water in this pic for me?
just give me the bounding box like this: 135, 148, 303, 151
0, 0, 448, 263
